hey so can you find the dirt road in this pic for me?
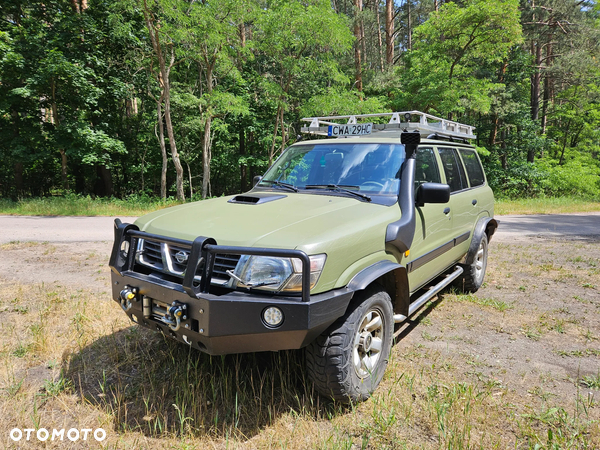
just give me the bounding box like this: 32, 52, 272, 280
1, 213, 599, 245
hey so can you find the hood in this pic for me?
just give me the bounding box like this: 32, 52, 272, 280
134, 192, 399, 254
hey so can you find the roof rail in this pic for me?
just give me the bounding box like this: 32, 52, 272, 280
300, 111, 476, 141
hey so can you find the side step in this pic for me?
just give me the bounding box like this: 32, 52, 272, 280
393, 265, 464, 324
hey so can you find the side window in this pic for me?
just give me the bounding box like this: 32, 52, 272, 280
415, 147, 441, 184
438, 147, 468, 192
458, 149, 485, 187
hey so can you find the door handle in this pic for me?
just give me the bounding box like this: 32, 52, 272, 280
472, 199, 478, 205
443, 207, 451, 215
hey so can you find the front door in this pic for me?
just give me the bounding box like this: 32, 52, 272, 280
406, 147, 453, 292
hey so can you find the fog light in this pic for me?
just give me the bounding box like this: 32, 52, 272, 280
262, 306, 284, 328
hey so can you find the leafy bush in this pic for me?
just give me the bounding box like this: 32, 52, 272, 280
537, 159, 600, 198
484, 160, 548, 199
484, 157, 600, 200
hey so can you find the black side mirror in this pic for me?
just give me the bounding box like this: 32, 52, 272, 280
416, 182, 450, 206
253, 175, 262, 186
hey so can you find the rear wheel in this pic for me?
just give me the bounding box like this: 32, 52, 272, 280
305, 285, 393, 403
458, 234, 488, 293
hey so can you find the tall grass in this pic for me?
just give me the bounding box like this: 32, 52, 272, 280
1, 193, 599, 217
495, 197, 600, 215
0, 193, 183, 216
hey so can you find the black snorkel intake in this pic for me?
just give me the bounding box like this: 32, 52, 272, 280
385, 130, 421, 254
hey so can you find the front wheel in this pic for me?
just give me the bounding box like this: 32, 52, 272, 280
305, 285, 393, 403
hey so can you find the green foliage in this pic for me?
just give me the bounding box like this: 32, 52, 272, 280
300, 88, 387, 118
394, 0, 522, 115
0, 0, 599, 202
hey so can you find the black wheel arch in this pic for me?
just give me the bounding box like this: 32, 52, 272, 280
347, 260, 410, 317
464, 217, 498, 265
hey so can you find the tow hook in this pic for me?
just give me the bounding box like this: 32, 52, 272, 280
164, 301, 187, 332
120, 286, 138, 312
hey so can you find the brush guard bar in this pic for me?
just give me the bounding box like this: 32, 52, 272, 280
109, 219, 313, 302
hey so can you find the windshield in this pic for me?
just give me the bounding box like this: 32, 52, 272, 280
258, 142, 405, 197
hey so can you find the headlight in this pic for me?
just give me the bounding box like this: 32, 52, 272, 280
230, 254, 326, 293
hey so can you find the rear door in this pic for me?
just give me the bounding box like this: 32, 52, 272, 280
436, 147, 473, 262
457, 147, 489, 219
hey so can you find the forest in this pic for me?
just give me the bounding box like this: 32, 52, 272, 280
1, 0, 599, 202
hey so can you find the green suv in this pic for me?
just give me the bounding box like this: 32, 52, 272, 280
109, 111, 497, 402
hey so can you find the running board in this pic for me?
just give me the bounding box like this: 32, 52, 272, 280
393, 266, 464, 324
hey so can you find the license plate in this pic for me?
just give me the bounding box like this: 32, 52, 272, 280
328, 123, 372, 137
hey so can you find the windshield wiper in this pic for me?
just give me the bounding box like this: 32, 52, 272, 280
305, 184, 371, 202
260, 180, 299, 192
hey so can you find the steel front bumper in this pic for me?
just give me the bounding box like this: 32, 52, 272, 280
109, 219, 353, 355
111, 271, 352, 354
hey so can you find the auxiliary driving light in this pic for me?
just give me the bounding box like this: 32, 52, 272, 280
262, 306, 284, 328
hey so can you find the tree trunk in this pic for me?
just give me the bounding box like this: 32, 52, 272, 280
489, 115, 498, 147
202, 115, 212, 199
143, 0, 185, 201
14, 163, 24, 195
186, 161, 193, 199
280, 106, 286, 154
385, 0, 394, 65
354, 0, 363, 93
558, 118, 571, 166
96, 165, 113, 196
156, 98, 168, 200
201, 61, 217, 200
163, 83, 185, 200
269, 105, 281, 165
375, 0, 384, 71
541, 43, 553, 135
60, 149, 69, 191
530, 42, 541, 123
407, 0, 412, 51
500, 129, 507, 170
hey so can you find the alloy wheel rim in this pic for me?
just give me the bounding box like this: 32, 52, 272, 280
353, 309, 385, 379
474, 239, 487, 283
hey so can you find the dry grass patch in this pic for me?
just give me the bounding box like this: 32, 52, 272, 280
0, 238, 599, 448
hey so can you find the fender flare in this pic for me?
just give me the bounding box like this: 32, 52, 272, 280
464, 217, 498, 265
347, 260, 410, 316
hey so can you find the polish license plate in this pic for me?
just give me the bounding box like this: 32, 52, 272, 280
327, 123, 372, 137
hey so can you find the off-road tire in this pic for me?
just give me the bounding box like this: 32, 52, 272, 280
305, 285, 393, 403
457, 233, 488, 293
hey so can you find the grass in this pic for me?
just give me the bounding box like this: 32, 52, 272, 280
495, 197, 600, 215
0, 194, 182, 217
451, 293, 513, 312
0, 194, 599, 217
0, 286, 597, 448
1, 218, 599, 448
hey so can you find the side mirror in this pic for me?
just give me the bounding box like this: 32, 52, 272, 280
253, 175, 262, 186
416, 182, 450, 206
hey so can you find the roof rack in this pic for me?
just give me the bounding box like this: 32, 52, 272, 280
300, 111, 476, 141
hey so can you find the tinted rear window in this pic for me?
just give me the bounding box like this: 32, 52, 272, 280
458, 149, 485, 187
438, 147, 468, 192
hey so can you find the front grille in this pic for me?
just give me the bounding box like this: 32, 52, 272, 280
136, 239, 240, 285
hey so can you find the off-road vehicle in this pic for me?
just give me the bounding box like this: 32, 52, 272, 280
109, 111, 497, 402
